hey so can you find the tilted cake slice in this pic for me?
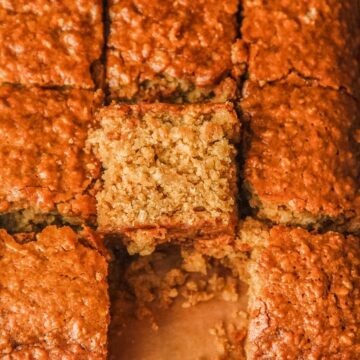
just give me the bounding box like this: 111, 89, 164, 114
88, 102, 240, 255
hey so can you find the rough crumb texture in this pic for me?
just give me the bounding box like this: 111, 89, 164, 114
242, 78, 360, 231
0, 226, 109, 359
241, 0, 360, 98
109, 245, 248, 359
0, 0, 103, 89
123, 247, 242, 313
88, 103, 240, 255
107, 0, 241, 102
238, 220, 360, 359
0, 85, 102, 229
0, 209, 62, 234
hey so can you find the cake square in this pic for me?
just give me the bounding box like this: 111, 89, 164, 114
0, 85, 102, 231
88, 103, 240, 255
237, 219, 360, 359
0, 0, 103, 88
0, 226, 109, 358
241, 79, 360, 231
106, 0, 242, 102
241, 0, 360, 98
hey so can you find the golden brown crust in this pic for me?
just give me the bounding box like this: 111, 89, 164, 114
0, 226, 109, 358
88, 103, 240, 255
242, 223, 360, 359
241, 0, 360, 97
107, 0, 240, 102
0, 85, 102, 226
0, 0, 103, 89
242, 79, 360, 230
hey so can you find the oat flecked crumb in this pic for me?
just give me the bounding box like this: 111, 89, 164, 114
88, 103, 240, 254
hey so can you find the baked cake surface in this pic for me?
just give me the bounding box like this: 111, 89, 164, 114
107, 0, 241, 102
237, 219, 360, 359
88, 103, 240, 255
242, 78, 360, 231
241, 0, 360, 97
0, 85, 102, 231
0, 0, 103, 88
0, 1, 359, 358
0, 226, 109, 359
